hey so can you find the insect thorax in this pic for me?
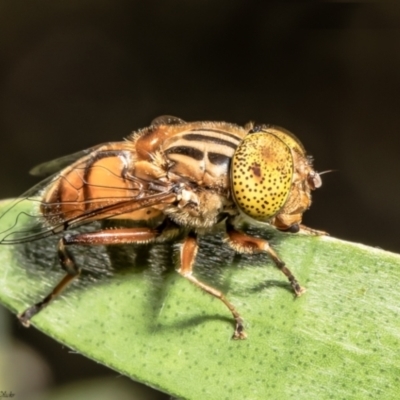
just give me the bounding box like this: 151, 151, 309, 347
129, 121, 248, 229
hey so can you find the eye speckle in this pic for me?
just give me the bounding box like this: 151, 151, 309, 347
231, 132, 294, 221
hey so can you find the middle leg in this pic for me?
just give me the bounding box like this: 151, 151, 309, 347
177, 231, 247, 339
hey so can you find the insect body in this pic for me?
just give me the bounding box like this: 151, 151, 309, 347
0, 116, 323, 339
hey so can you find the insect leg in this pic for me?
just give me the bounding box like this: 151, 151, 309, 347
299, 224, 327, 236
226, 223, 305, 296
177, 231, 247, 340
18, 228, 160, 327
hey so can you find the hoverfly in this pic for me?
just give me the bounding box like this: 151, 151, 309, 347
0, 116, 323, 339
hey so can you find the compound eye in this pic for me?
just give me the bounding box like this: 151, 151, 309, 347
308, 171, 322, 190
231, 132, 294, 222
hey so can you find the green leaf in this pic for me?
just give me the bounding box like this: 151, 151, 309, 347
0, 199, 399, 399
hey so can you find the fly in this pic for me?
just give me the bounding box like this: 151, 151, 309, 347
0, 116, 324, 339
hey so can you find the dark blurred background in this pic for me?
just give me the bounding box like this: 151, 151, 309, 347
0, 1, 399, 399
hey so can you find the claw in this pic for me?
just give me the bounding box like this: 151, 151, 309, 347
295, 286, 306, 297
18, 312, 32, 328
232, 317, 247, 340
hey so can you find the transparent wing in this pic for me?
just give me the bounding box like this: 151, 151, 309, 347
29, 144, 105, 177
0, 159, 178, 245
0, 173, 63, 243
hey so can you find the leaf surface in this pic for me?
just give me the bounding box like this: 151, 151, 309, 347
0, 199, 399, 399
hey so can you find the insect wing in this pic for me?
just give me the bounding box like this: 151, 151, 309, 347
0, 173, 61, 244
0, 149, 178, 245
29, 144, 105, 177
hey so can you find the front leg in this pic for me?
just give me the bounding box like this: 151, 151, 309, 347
299, 224, 327, 236
225, 221, 305, 296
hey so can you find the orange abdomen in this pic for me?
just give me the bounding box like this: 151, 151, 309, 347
41, 144, 163, 226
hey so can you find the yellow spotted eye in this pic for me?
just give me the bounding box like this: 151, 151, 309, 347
231, 131, 294, 222
262, 126, 305, 156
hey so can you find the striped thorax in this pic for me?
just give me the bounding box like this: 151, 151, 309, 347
131, 120, 247, 228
